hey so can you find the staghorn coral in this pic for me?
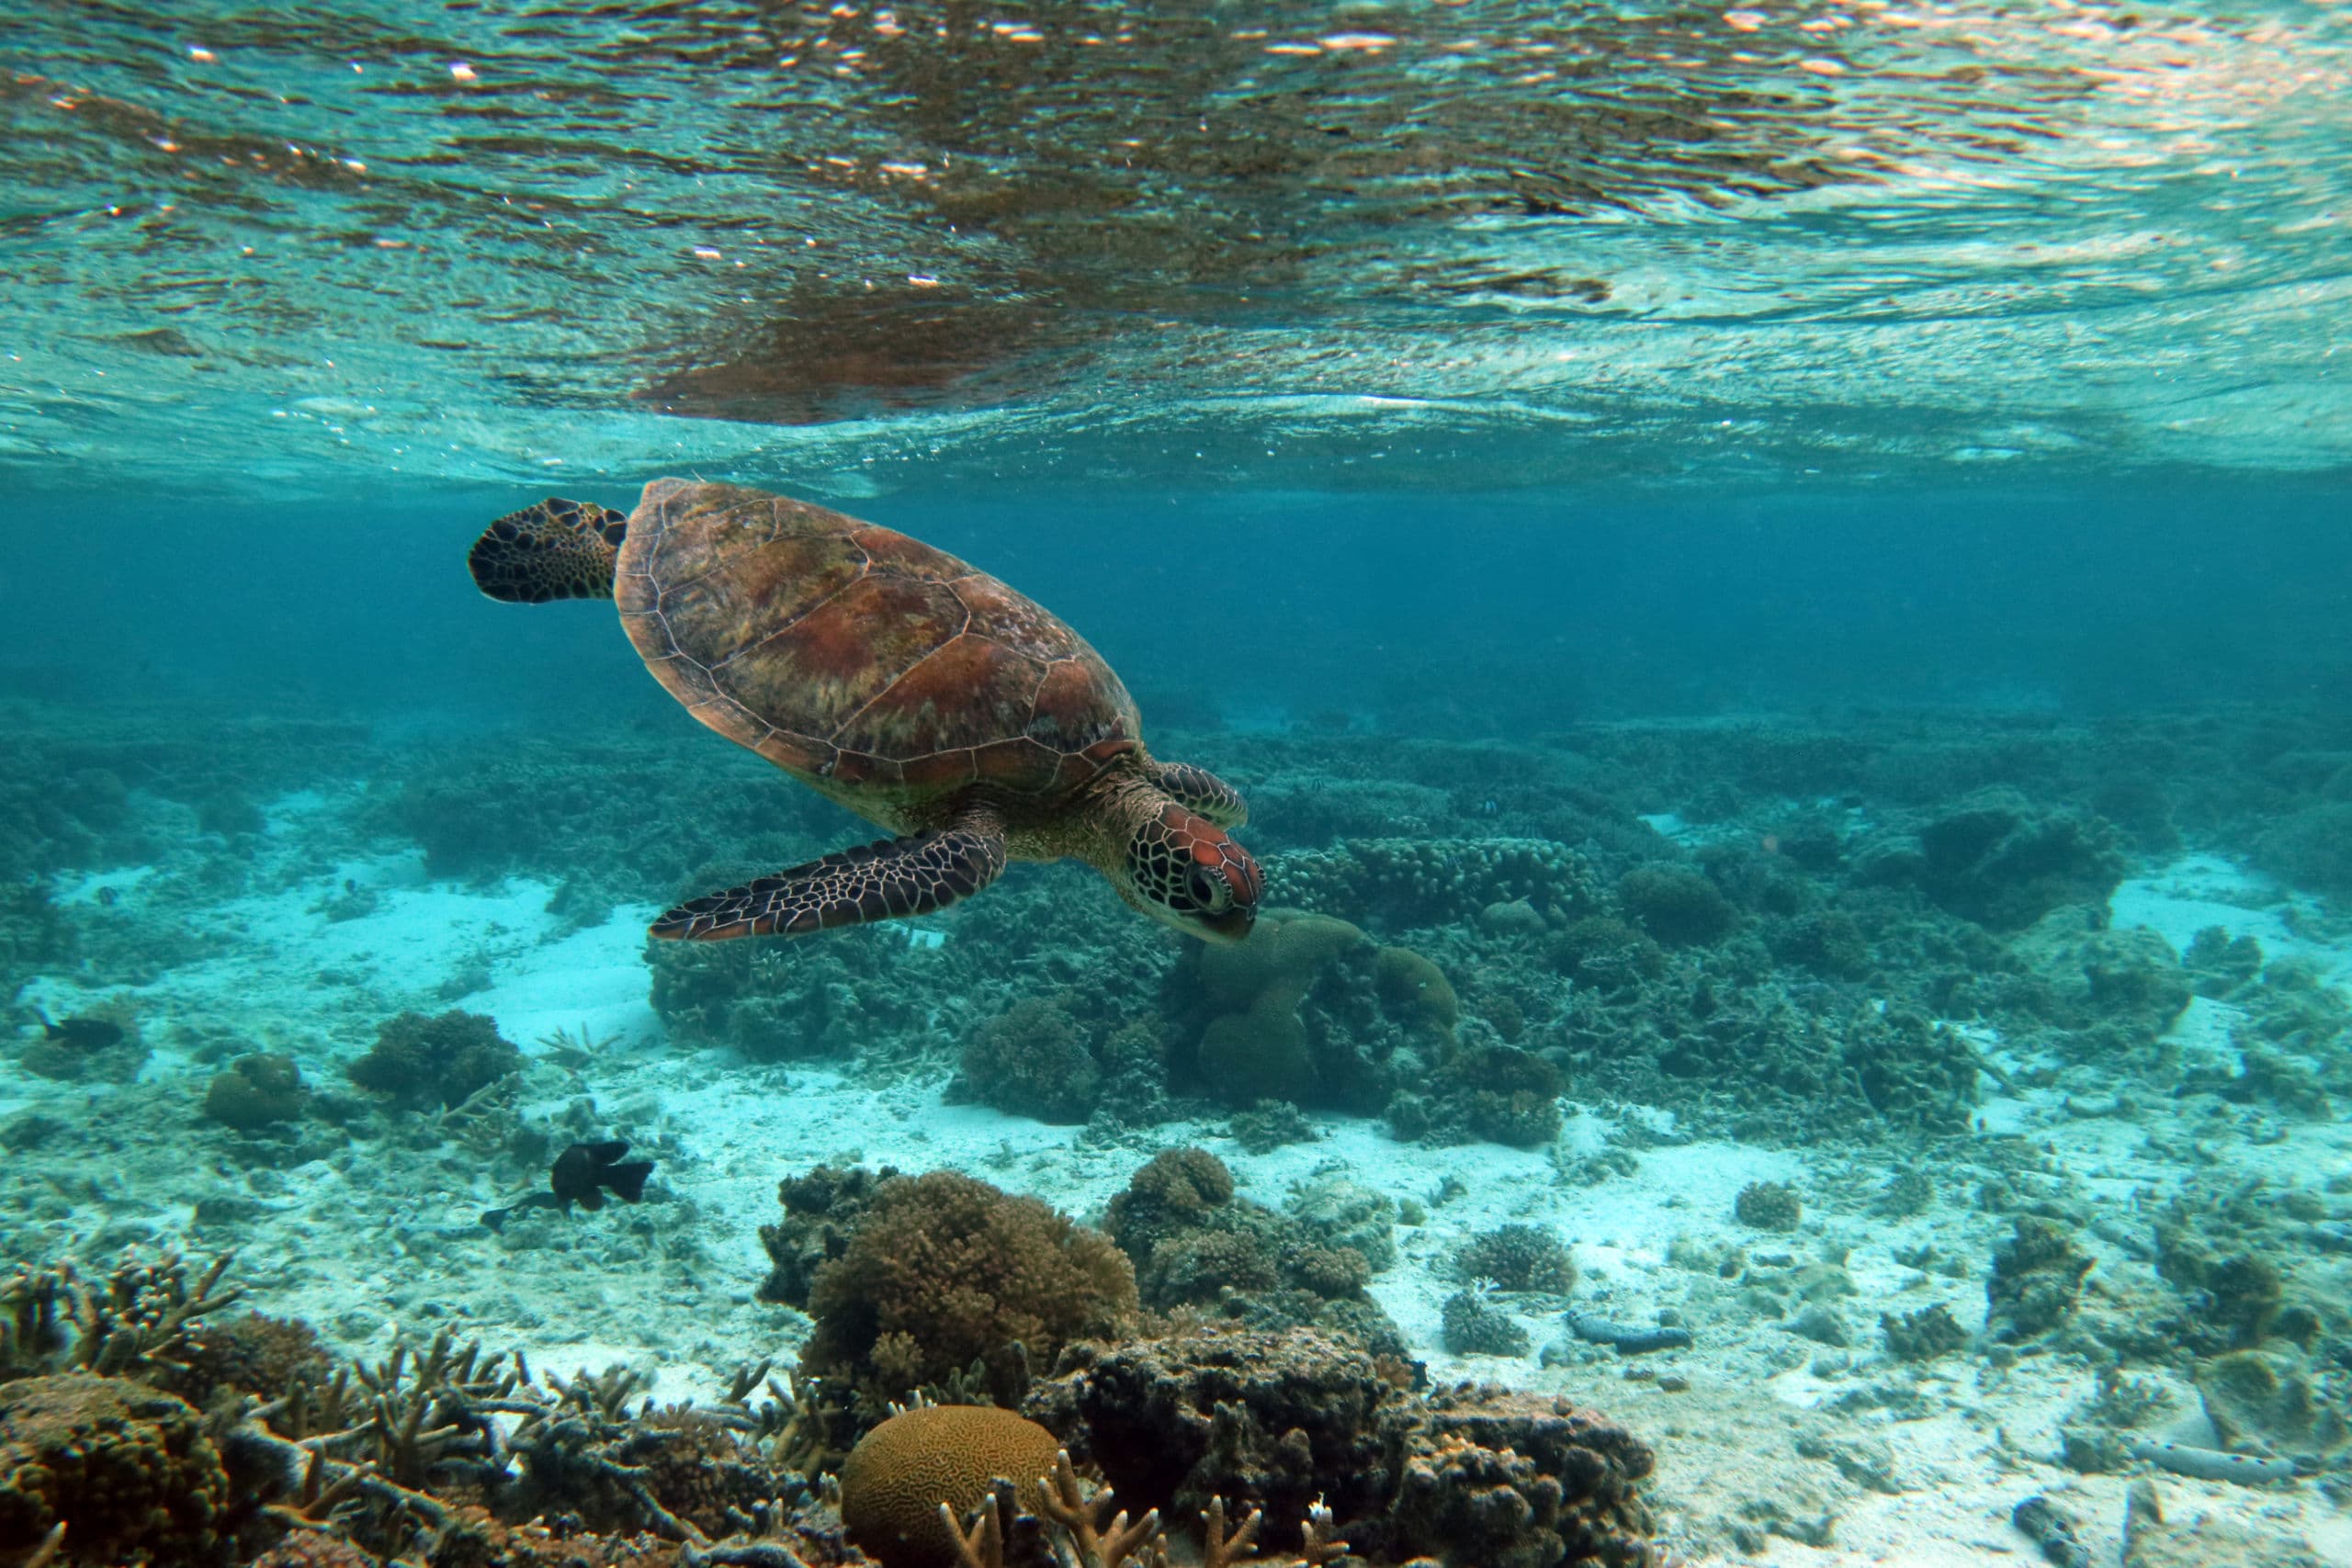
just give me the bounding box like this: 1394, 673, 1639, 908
346, 1009, 521, 1111
800, 1171, 1136, 1405
0, 1240, 848, 1564
839, 1403, 1062, 1568
499, 1363, 810, 1541
0, 1250, 243, 1385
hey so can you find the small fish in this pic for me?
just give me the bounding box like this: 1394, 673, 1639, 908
481, 1139, 654, 1233
31, 1010, 124, 1049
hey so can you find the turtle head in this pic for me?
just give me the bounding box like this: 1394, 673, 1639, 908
1123, 803, 1261, 943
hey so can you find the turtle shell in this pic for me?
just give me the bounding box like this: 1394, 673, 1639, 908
614, 479, 1141, 799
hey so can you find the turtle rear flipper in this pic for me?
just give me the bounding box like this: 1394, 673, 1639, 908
650, 822, 1009, 940
469, 499, 629, 604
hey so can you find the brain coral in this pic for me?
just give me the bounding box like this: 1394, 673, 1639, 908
840, 1404, 1062, 1568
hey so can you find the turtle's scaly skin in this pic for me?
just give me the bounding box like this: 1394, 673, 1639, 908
467, 479, 1262, 943
616, 479, 1138, 805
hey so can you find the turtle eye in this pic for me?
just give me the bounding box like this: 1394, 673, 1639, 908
1186, 864, 1230, 914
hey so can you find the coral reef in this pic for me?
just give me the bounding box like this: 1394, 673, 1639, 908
1282, 1175, 1398, 1274
1389, 1386, 1658, 1568
1386, 1044, 1565, 1148
758, 1164, 903, 1311
1985, 1216, 2094, 1342
1456, 1225, 1576, 1294
1881, 1304, 1969, 1362
1028, 1325, 1659, 1565
1187, 910, 1367, 1106
1269, 837, 1595, 931
1026, 1325, 1404, 1548
1102, 1149, 1236, 1265
0, 1371, 230, 1561
1733, 1181, 1802, 1232
346, 1010, 521, 1111
1227, 1100, 1319, 1154
2253, 801, 2352, 900
1615, 865, 1736, 947
956, 997, 1100, 1124
202, 1055, 310, 1132
1548, 916, 1666, 994
1441, 1291, 1532, 1358
838, 1404, 1061, 1568
799, 1170, 1137, 1404
1372, 945, 1460, 1045
1100, 1152, 1398, 1355
649, 929, 944, 1063
2192, 1349, 2350, 1465
0, 1245, 858, 1565
1855, 788, 2128, 931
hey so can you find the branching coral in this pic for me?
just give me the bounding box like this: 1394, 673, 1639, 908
1270, 837, 1595, 930
1456, 1227, 1576, 1295
958, 997, 1102, 1124
346, 1009, 521, 1111
1029, 1326, 1661, 1566
0, 1250, 244, 1385
799, 1170, 1137, 1406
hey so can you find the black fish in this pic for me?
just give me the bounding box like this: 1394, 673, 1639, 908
481, 1139, 654, 1233
31, 1010, 123, 1049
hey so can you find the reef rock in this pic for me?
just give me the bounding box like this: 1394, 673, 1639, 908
2193, 1348, 2350, 1464
2122, 1478, 2329, 1568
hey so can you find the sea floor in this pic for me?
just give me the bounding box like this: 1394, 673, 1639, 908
7, 784, 2349, 1564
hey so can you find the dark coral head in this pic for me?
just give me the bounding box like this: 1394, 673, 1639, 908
1125, 803, 1261, 942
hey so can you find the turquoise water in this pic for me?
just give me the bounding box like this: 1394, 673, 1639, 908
4, 5, 2351, 1567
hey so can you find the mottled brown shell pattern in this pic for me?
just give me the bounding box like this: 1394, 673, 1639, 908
615, 479, 1141, 798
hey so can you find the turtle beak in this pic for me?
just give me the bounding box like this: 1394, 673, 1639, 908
1196, 904, 1257, 944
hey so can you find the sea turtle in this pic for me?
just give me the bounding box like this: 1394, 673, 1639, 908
467, 479, 1261, 943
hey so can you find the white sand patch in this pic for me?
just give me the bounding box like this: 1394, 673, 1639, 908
2114, 851, 2352, 985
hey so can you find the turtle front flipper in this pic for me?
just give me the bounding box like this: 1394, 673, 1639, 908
1147, 761, 1249, 829
468, 499, 629, 604
650, 824, 1009, 940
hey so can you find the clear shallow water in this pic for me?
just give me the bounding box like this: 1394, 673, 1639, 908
6, 9, 2352, 1568
6, 0, 2351, 499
